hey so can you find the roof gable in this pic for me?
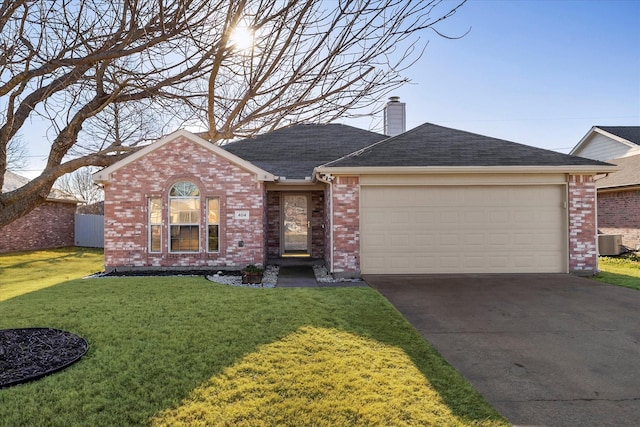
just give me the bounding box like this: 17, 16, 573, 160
570, 126, 640, 160
3, 171, 78, 203
321, 122, 611, 170
222, 124, 385, 179
93, 130, 275, 183
2, 171, 30, 192
596, 126, 640, 145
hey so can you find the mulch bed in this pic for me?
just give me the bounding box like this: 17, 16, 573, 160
102, 270, 241, 277
0, 328, 88, 388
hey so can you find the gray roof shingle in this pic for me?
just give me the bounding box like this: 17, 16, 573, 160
597, 126, 640, 145
222, 124, 385, 179
597, 154, 640, 189
323, 122, 610, 168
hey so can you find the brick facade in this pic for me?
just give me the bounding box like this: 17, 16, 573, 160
597, 190, 640, 250
568, 174, 598, 274
103, 136, 267, 271
0, 201, 76, 253
99, 132, 600, 276
330, 176, 360, 276
266, 191, 280, 257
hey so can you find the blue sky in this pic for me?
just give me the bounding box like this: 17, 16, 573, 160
345, 0, 640, 152
15, 0, 640, 178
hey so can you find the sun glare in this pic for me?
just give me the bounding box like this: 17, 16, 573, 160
229, 26, 254, 51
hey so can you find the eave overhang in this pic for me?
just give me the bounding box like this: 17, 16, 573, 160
315, 165, 618, 176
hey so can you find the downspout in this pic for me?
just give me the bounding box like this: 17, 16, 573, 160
315, 172, 335, 272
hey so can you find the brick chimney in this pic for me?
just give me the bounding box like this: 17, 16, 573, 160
383, 96, 406, 136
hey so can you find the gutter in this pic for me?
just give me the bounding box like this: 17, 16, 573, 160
315, 165, 618, 175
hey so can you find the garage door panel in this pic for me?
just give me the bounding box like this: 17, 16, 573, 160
462, 211, 484, 225
464, 233, 485, 247
390, 234, 410, 247
389, 256, 410, 269
415, 233, 438, 247
361, 185, 566, 274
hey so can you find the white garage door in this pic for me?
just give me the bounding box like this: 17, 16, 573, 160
360, 185, 567, 274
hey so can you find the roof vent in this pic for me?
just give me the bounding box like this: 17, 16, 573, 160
384, 96, 406, 137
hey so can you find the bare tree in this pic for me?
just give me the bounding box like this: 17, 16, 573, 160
5, 136, 27, 171
55, 167, 104, 205
0, 0, 467, 227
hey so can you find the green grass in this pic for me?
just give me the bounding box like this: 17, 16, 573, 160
0, 275, 507, 426
595, 255, 640, 290
0, 247, 104, 301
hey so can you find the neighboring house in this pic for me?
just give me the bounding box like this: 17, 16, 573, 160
570, 126, 640, 161
570, 126, 640, 250
94, 102, 613, 276
0, 171, 78, 253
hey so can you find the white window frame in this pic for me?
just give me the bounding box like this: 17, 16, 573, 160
148, 197, 162, 253
206, 198, 220, 253
168, 182, 201, 253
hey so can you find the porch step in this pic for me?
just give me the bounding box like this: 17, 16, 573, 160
267, 257, 325, 267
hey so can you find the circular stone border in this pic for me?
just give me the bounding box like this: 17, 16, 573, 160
0, 328, 89, 389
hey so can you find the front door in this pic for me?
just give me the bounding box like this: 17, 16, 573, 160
282, 194, 310, 256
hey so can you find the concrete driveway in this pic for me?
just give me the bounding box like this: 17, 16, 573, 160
365, 274, 640, 427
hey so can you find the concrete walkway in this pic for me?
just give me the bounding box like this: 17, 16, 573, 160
275, 265, 369, 288
276, 266, 318, 287
366, 274, 640, 427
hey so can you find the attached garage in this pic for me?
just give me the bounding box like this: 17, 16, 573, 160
317, 122, 614, 276
359, 176, 568, 274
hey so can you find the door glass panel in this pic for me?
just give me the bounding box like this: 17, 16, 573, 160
283, 194, 308, 254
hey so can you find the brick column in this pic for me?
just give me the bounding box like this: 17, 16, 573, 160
568, 174, 597, 275
331, 176, 360, 277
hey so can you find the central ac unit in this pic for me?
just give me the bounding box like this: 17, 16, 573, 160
598, 234, 623, 256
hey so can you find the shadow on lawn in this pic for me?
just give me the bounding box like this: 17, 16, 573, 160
0, 279, 506, 426
1, 247, 99, 270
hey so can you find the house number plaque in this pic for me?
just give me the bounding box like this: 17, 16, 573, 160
234, 210, 250, 220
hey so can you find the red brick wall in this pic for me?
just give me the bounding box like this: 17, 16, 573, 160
568, 175, 598, 274
103, 136, 266, 271
0, 201, 76, 253
266, 192, 280, 257
330, 176, 360, 276
598, 190, 640, 250
310, 191, 325, 258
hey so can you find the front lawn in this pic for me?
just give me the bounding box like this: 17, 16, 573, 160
595, 255, 640, 290
0, 247, 103, 301
0, 274, 507, 426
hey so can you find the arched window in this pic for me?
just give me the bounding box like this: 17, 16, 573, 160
169, 181, 200, 252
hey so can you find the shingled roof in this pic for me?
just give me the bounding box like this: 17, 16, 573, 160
222, 124, 385, 179
597, 154, 640, 189
596, 126, 640, 145
322, 122, 611, 168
